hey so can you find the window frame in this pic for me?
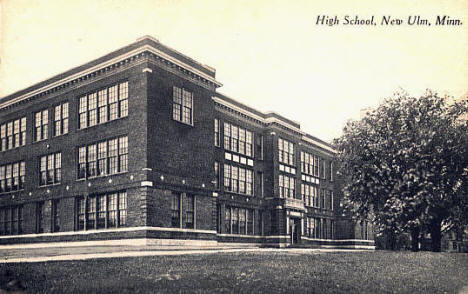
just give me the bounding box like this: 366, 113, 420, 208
0, 161, 25, 193
75, 191, 127, 231
53, 102, 69, 137
214, 118, 220, 147
223, 164, 254, 196
225, 206, 255, 235
185, 194, 195, 229
279, 174, 295, 198
223, 122, 254, 157
78, 81, 129, 130
172, 86, 193, 126
171, 192, 181, 228
77, 136, 128, 180
39, 152, 61, 186
278, 138, 295, 166
0, 205, 23, 235
34, 109, 49, 142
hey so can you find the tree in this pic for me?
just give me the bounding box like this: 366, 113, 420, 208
335, 91, 468, 252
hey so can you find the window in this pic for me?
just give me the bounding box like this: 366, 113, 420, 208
225, 206, 254, 235
97, 195, 106, 229
109, 85, 120, 120
1, 118, 26, 151
54, 102, 69, 136
20, 162, 25, 190
78, 147, 87, 179
330, 162, 334, 182
278, 138, 294, 166
231, 207, 239, 234
0, 161, 25, 193
330, 220, 334, 239
36, 202, 44, 233
39, 153, 61, 186
13, 120, 20, 147
34, 109, 48, 141
87, 144, 97, 177
7, 122, 13, 149
224, 123, 230, 150
327, 190, 334, 210
98, 89, 108, 124
77, 136, 128, 179
87, 196, 96, 229
223, 122, 253, 157
361, 221, 368, 240
119, 82, 129, 117
171, 192, 180, 227
118, 136, 128, 172
320, 189, 325, 208
0, 125, 5, 151
108, 193, 118, 227
312, 185, 319, 207
6, 165, 11, 191
214, 161, 220, 189
231, 126, 239, 153
256, 135, 263, 160
120, 192, 128, 226
301, 151, 311, 175
51, 199, 60, 232
246, 169, 253, 195
185, 195, 195, 229
301, 151, 322, 178
97, 142, 107, 176
223, 164, 253, 195
247, 209, 254, 235
88, 93, 97, 127
173, 86, 193, 125
77, 198, 85, 230
224, 207, 231, 234
323, 219, 328, 239
316, 218, 322, 238
322, 159, 327, 179
257, 171, 264, 197
79, 96, 88, 129
109, 138, 119, 174
301, 183, 312, 206
239, 208, 246, 234
314, 156, 320, 177
75, 191, 127, 230
79, 82, 128, 129
214, 119, 220, 147
279, 174, 295, 198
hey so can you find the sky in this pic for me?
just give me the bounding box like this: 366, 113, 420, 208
0, 0, 467, 142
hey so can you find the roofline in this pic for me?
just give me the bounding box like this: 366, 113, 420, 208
136, 35, 216, 74
1, 36, 222, 109
213, 92, 335, 154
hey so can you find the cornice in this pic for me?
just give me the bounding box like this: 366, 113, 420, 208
213, 95, 336, 154
1, 44, 222, 111
301, 135, 336, 155
213, 97, 266, 127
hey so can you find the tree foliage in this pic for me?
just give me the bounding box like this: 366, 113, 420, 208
335, 91, 468, 251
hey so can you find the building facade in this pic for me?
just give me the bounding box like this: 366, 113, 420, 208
0, 36, 374, 249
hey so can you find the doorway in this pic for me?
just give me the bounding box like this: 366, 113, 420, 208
289, 218, 301, 245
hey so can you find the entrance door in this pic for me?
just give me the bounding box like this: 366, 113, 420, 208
290, 218, 301, 245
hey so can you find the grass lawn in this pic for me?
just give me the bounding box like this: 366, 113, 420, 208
1, 250, 467, 294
